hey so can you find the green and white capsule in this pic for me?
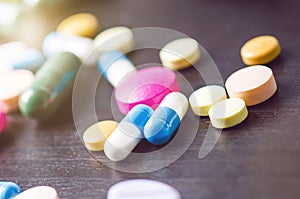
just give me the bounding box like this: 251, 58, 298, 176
19, 52, 81, 119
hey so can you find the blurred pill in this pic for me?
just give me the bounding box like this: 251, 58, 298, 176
13, 186, 59, 199
160, 38, 200, 70
11, 48, 44, 72
0, 69, 35, 113
107, 179, 181, 199
0, 182, 22, 199
57, 13, 99, 38
0, 105, 7, 133
83, 120, 118, 151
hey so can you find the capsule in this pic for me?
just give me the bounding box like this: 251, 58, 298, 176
144, 92, 188, 145
0, 182, 22, 199
98, 50, 136, 87
11, 48, 44, 72
104, 104, 153, 161
0, 105, 6, 133
19, 52, 81, 119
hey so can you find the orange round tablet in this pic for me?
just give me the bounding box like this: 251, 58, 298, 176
225, 65, 277, 106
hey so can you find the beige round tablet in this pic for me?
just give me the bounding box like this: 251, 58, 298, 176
57, 13, 99, 38
189, 85, 227, 116
208, 98, 248, 129
160, 38, 200, 70
0, 69, 34, 113
14, 186, 59, 199
225, 65, 277, 106
83, 120, 118, 151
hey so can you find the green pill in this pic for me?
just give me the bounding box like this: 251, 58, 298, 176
19, 52, 81, 119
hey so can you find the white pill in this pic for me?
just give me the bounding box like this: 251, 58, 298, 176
189, 85, 227, 116
11, 48, 44, 71
107, 179, 181, 199
13, 186, 59, 199
160, 38, 200, 70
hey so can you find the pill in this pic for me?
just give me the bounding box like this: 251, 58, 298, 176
13, 186, 59, 199
57, 13, 99, 38
144, 92, 188, 145
225, 65, 277, 106
208, 98, 248, 129
94, 26, 134, 53
189, 85, 227, 116
0, 182, 22, 199
107, 179, 181, 199
42, 31, 93, 60
11, 48, 44, 72
0, 105, 6, 133
19, 52, 81, 119
98, 50, 136, 87
0, 70, 35, 113
83, 120, 118, 151
114, 66, 180, 114
160, 38, 200, 70
104, 104, 153, 161
241, 35, 281, 65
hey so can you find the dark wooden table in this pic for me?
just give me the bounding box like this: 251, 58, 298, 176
1, 0, 300, 198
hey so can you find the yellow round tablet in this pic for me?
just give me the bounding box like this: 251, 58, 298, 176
208, 98, 248, 129
160, 38, 200, 70
241, 35, 281, 65
57, 13, 99, 38
0, 69, 34, 113
83, 120, 118, 151
189, 85, 227, 116
13, 186, 59, 199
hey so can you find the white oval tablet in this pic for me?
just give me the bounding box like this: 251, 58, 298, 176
189, 85, 227, 116
13, 186, 59, 199
107, 179, 181, 199
160, 38, 200, 70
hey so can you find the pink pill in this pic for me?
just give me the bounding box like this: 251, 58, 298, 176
114, 66, 180, 114
0, 105, 7, 133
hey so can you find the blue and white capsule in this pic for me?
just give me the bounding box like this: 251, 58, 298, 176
144, 92, 189, 145
97, 50, 136, 87
0, 182, 22, 199
104, 104, 153, 161
11, 48, 44, 72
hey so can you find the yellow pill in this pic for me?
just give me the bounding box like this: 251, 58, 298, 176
57, 13, 99, 38
83, 120, 118, 151
189, 85, 227, 116
208, 98, 248, 129
160, 38, 200, 70
241, 35, 281, 65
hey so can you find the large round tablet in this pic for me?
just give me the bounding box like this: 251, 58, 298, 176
0, 70, 34, 113
189, 85, 227, 116
94, 26, 134, 53
83, 120, 118, 151
160, 38, 200, 70
57, 13, 99, 38
107, 179, 181, 199
0, 105, 6, 133
225, 65, 277, 106
13, 186, 59, 199
208, 98, 248, 129
241, 35, 281, 65
114, 66, 180, 114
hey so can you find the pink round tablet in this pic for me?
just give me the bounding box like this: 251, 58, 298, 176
114, 66, 180, 114
0, 105, 7, 133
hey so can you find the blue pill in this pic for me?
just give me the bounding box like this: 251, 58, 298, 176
0, 182, 22, 199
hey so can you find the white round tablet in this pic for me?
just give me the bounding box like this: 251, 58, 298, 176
160, 38, 200, 70
107, 179, 181, 199
13, 186, 59, 199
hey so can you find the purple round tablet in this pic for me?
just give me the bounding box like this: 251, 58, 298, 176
0, 105, 7, 133
114, 66, 180, 114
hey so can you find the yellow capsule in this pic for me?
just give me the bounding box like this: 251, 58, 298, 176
83, 120, 118, 151
240, 35, 281, 65
57, 13, 99, 38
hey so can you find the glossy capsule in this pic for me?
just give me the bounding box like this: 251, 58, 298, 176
19, 52, 81, 119
104, 104, 153, 161
0, 182, 22, 199
144, 92, 189, 145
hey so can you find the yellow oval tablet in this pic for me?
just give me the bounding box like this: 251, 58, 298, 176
160, 38, 200, 70
208, 98, 248, 129
189, 85, 227, 116
83, 120, 118, 151
225, 65, 277, 106
0, 69, 34, 113
14, 186, 59, 199
57, 13, 99, 38
241, 35, 281, 65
